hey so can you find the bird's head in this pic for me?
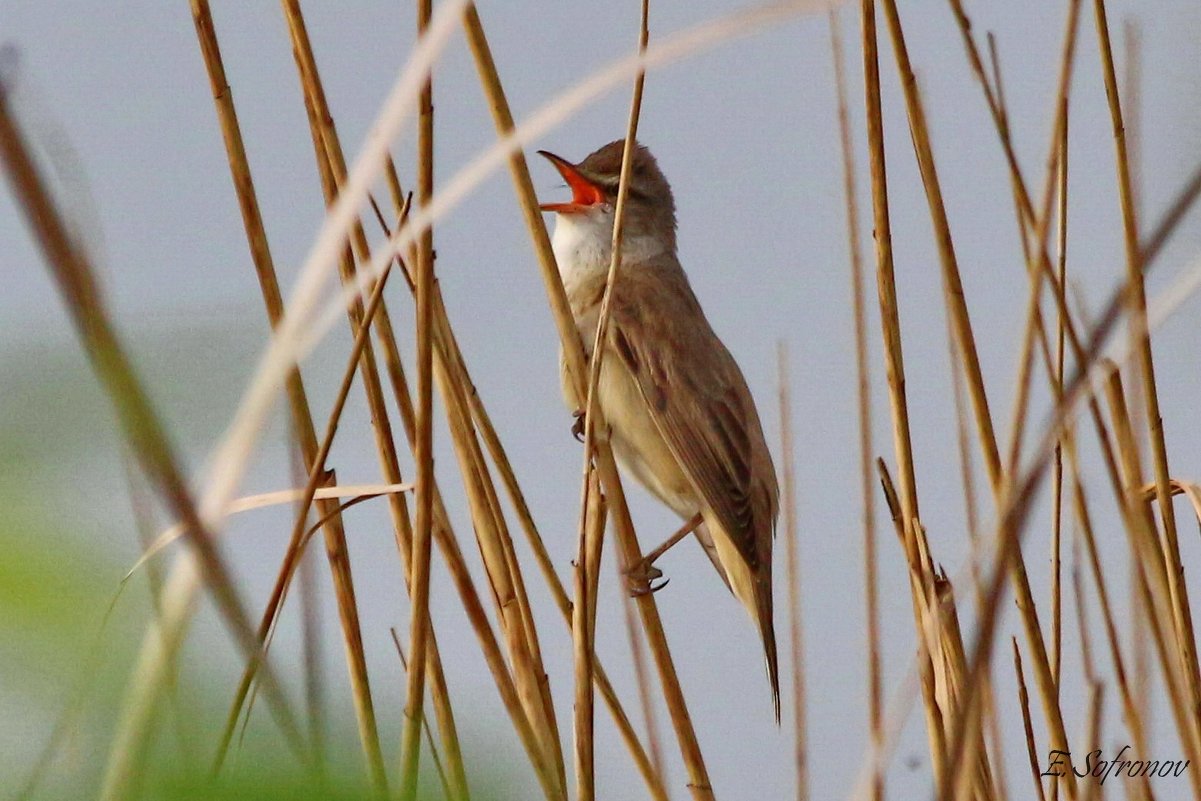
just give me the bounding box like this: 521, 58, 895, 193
538, 140, 677, 252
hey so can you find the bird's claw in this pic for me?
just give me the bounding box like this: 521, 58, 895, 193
571, 409, 586, 443
624, 559, 668, 597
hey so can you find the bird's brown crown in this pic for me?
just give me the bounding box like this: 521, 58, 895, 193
577, 139, 677, 248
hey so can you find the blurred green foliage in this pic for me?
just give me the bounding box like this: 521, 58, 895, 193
0, 333, 513, 800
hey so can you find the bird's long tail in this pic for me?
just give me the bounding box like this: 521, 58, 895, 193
701, 519, 781, 723
755, 576, 781, 725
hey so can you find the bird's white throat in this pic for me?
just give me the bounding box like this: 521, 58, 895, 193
550, 207, 670, 299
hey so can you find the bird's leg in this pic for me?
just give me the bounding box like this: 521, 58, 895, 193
571, 408, 586, 442
624, 512, 704, 597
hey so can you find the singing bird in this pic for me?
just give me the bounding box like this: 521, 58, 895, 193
538, 140, 781, 719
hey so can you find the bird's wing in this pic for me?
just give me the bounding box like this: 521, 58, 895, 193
606, 263, 778, 570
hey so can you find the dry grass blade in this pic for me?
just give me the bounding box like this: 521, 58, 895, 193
0, 74, 308, 796
127, 481, 413, 577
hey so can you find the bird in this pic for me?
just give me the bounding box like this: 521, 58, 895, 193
537, 139, 781, 721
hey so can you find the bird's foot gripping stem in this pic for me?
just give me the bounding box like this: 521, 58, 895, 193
571, 408, 586, 443
621, 512, 704, 597
624, 558, 668, 597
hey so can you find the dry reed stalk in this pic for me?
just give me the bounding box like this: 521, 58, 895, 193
852, 130, 1201, 801
950, 344, 1017, 801
574, 0, 649, 528
1070, 547, 1097, 682
369, 176, 667, 799
366, 198, 569, 801
187, 3, 387, 789
985, 38, 1071, 758
399, 210, 563, 789
935, 4, 1095, 796
1092, 0, 1201, 726
1013, 642, 1048, 801
932, 575, 997, 801
399, 0, 438, 794
618, 573, 670, 799
275, 7, 497, 798
398, 406, 564, 801
431, 329, 566, 799
460, 5, 715, 797
1122, 21, 1152, 733
828, 12, 881, 801
570, 2, 650, 799
875, 17, 1068, 799
365, 215, 565, 797
572, 471, 607, 801
1102, 370, 1201, 790
211, 200, 404, 780
875, 460, 950, 792
413, 238, 666, 797
0, 83, 309, 792
859, 1, 951, 789
389, 629, 454, 801
776, 345, 807, 801
1069, 560, 1103, 801
1141, 163, 1201, 266
951, 17, 1201, 787
1050, 81, 1069, 699
946, 0, 1080, 485
200, 2, 825, 552
1060, 446, 1155, 800
1078, 681, 1104, 801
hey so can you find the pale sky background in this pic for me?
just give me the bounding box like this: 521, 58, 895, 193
4, 1, 1201, 799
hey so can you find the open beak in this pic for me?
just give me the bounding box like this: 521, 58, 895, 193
538, 150, 605, 214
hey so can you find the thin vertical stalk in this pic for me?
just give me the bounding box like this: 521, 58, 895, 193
400, 0, 437, 795
777, 345, 806, 801
1050, 86, 1069, 696
572, 472, 607, 801
829, 11, 880, 801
